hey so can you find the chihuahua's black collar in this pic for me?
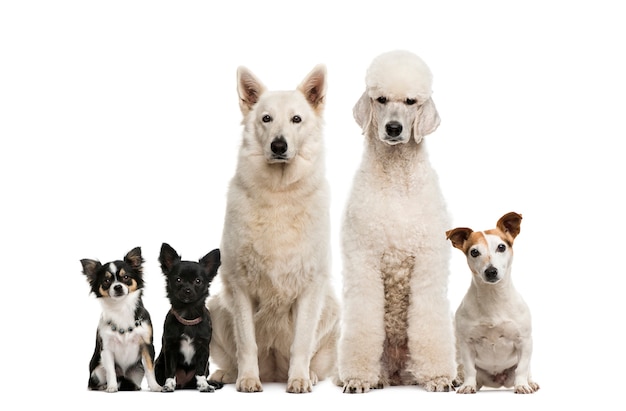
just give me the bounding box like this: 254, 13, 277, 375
170, 309, 202, 326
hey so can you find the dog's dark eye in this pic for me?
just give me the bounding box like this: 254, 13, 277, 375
175, 277, 182, 283
497, 244, 506, 252
195, 278, 202, 285
376, 97, 387, 104
470, 249, 480, 258
405, 98, 417, 105
291, 115, 301, 124
262, 115, 272, 123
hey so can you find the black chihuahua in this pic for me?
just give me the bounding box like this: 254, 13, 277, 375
154, 243, 223, 392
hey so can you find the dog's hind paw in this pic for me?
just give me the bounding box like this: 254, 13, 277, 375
209, 369, 236, 384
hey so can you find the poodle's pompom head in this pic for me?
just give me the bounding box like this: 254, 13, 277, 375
365, 50, 433, 102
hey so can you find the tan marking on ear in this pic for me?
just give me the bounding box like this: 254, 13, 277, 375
446, 227, 474, 252
497, 212, 522, 238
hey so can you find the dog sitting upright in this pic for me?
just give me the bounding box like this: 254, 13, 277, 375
446, 212, 539, 394
81, 247, 161, 392
154, 243, 222, 392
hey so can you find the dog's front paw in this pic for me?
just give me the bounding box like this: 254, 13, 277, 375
422, 376, 454, 392
342, 379, 376, 394
105, 385, 118, 393
287, 377, 312, 394
162, 378, 176, 392
457, 384, 477, 394
514, 382, 539, 394
236, 376, 263, 393
196, 375, 216, 393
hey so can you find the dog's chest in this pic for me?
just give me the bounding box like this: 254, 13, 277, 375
100, 326, 148, 368
179, 334, 195, 365
469, 320, 521, 370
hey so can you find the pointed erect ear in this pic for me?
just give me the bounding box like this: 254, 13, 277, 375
81, 259, 101, 284
237, 66, 266, 116
353, 92, 373, 134
412, 97, 440, 144
298, 64, 327, 112
124, 247, 144, 272
446, 227, 474, 252
199, 248, 221, 282
159, 243, 181, 275
497, 212, 523, 239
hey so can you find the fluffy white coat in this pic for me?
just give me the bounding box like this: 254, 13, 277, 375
338, 50, 456, 393
207, 65, 340, 394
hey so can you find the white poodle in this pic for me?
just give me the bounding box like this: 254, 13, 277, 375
338, 50, 456, 393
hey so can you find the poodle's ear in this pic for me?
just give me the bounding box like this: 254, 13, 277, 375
237, 66, 266, 117
412, 97, 440, 143
353, 92, 373, 134
297, 64, 327, 113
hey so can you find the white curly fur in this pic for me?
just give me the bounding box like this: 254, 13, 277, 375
338, 50, 456, 393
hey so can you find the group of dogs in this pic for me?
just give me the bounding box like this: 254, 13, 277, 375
80, 50, 539, 395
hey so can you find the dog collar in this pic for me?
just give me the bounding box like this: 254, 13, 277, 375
106, 318, 143, 334
170, 309, 202, 326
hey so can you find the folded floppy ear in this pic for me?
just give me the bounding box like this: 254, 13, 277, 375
353, 92, 373, 135
412, 97, 440, 143
199, 248, 221, 283
158, 243, 181, 275
446, 227, 473, 252
496, 212, 523, 240
297, 64, 327, 112
237, 66, 266, 117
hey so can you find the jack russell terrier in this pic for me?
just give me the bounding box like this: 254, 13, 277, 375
446, 212, 539, 394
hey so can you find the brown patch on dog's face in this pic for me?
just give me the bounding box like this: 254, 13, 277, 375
117, 268, 138, 293
484, 228, 514, 248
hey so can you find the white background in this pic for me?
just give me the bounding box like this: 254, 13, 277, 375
1, 1, 624, 409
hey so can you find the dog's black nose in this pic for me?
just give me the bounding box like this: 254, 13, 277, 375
114, 284, 123, 293
271, 136, 288, 155
484, 267, 499, 282
385, 121, 403, 138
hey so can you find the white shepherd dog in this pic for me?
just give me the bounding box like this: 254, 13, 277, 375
207, 65, 340, 394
